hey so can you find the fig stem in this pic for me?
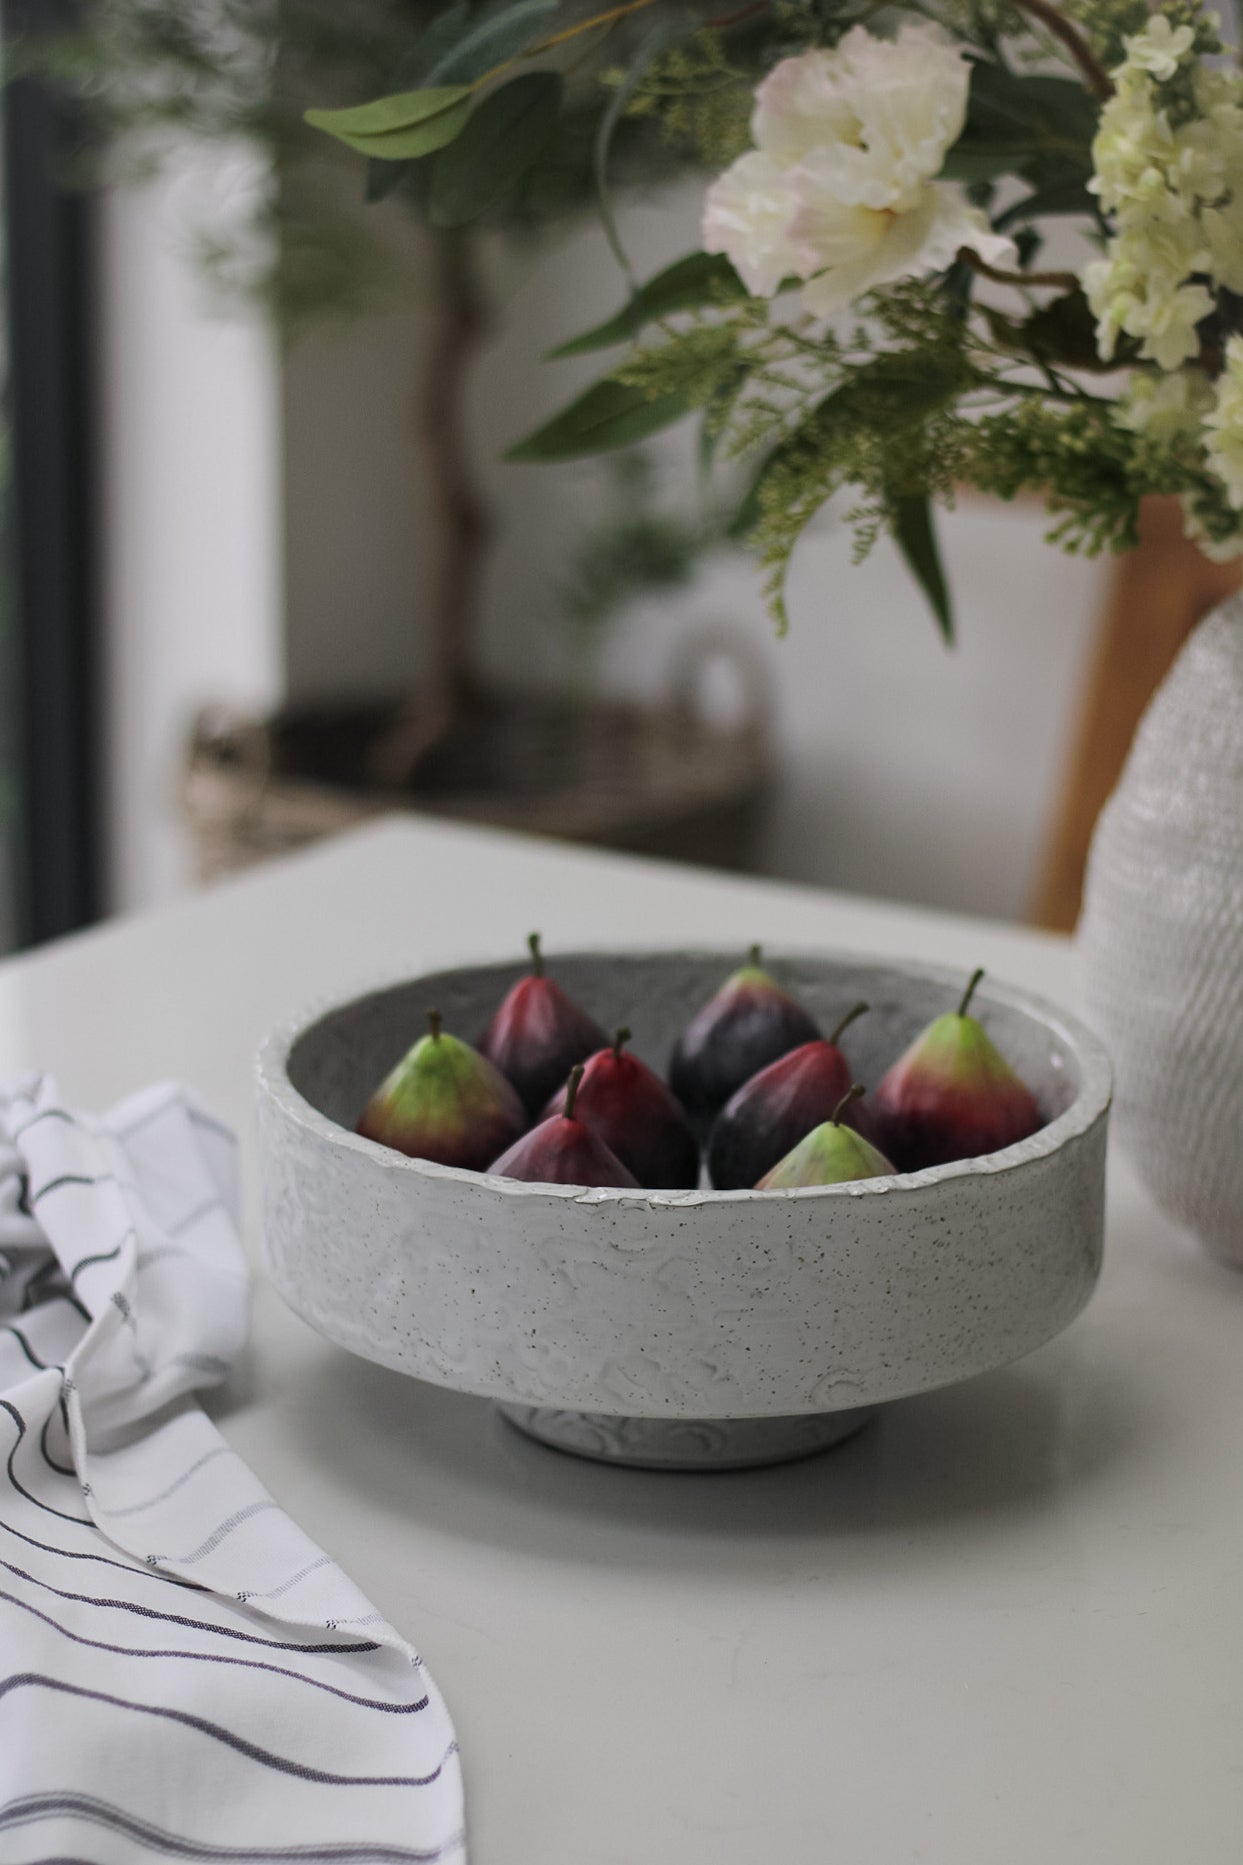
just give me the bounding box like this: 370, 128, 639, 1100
831, 1083, 866, 1126
829, 1001, 869, 1048
748, 943, 762, 967
612, 1025, 631, 1060
528, 931, 544, 977
958, 967, 985, 1019
564, 1062, 585, 1121
428, 1009, 443, 1042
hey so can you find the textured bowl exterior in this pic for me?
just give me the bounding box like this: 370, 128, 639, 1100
257, 951, 1111, 1420
1080, 595, 1243, 1265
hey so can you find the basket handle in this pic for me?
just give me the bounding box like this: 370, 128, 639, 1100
185, 705, 274, 825
667, 626, 774, 740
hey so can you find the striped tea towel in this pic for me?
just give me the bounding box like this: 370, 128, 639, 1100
0, 1074, 465, 1863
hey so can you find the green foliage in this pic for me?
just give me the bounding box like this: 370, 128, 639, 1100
506, 375, 700, 459
892, 496, 954, 644
616, 31, 754, 167
736, 327, 978, 630
306, 86, 473, 158
35, 0, 702, 326
428, 71, 562, 224
547, 252, 747, 357
416, 0, 561, 83
52, 0, 1243, 645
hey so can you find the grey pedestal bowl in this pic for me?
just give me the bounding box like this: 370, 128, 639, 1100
256, 951, 1111, 1471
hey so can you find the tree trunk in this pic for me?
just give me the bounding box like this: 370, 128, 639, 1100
369, 226, 492, 788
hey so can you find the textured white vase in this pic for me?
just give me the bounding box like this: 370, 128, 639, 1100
1080, 592, 1243, 1265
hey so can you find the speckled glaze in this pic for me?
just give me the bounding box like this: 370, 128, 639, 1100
256, 952, 1111, 1466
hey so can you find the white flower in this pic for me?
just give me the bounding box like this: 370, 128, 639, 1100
752, 27, 970, 208
701, 24, 1014, 315
701, 152, 806, 296
1205, 334, 1243, 506
793, 172, 1012, 316
1117, 366, 1214, 441
1122, 15, 1196, 83
1085, 32, 1243, 372
1085, 237, 1213, 370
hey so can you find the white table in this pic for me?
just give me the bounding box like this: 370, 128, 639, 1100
3, 818, 1239, 1864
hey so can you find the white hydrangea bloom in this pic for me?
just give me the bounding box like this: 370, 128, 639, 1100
1086, 20, 1243, 372
1084, 223, 1214, 371
702, 24, 1014, 316
1117, 366, 1214, 440
1205, 334, 1243, 507
1122, 15, 1196, 82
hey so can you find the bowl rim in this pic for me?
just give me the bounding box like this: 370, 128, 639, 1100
256, 945, 1113, 1206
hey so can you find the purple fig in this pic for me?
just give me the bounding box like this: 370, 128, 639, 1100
708, 1003, 868, 1189
478, 933, 607, 1115
542, 1028, 699, 1189
669, 946, 819, 1119
490, 1065, 639, 1187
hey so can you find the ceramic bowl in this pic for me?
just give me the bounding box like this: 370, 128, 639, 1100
256, 950, 1111, 1471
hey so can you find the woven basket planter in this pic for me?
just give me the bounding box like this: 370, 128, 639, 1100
182, 641, 773, 882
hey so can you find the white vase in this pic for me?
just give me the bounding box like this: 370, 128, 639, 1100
1079, 591, 1243, 1265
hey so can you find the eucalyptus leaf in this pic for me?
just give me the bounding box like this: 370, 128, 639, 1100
306, 86, 473, 160
429, 72, 562, 227
892, 496, 953, 645
594, 17, 691, 279
547, 251, 747, 358
423, 0, 560, 85
409, 0, 475, 81
961, 59, 1098, 175
507, 378, 693, 461
994, 173, 1096, 228
940, 145, 1020, 183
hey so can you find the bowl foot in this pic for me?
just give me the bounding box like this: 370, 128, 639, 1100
495, 1403, 878, 1471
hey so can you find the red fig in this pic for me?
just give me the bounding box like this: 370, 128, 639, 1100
870, 968, 1042, 1171
478, 933, 608, 1115
669, 946, 820, 1120
490, 1065, 639, 1187
756, 1086, 896, 1189
707, 1002, 869, 1189
542, 1028, 699, 1190
358, 1010, 525, 1170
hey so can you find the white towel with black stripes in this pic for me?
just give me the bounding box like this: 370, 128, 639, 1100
0, 1074, 465, 1863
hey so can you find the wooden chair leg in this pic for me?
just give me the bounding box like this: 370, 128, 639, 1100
1029, 495, 1243, 933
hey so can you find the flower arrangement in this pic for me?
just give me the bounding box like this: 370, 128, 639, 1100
311, 0, 1243, 636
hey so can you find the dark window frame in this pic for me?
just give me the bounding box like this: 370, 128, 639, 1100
4, 0, 101, 947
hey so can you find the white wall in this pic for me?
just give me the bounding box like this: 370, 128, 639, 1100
98, 150, 284, 914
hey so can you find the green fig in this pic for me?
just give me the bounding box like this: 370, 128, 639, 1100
870, 968, 1042, 1171
756, 1086, 896, 1189
358, 1010, 526, 1170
